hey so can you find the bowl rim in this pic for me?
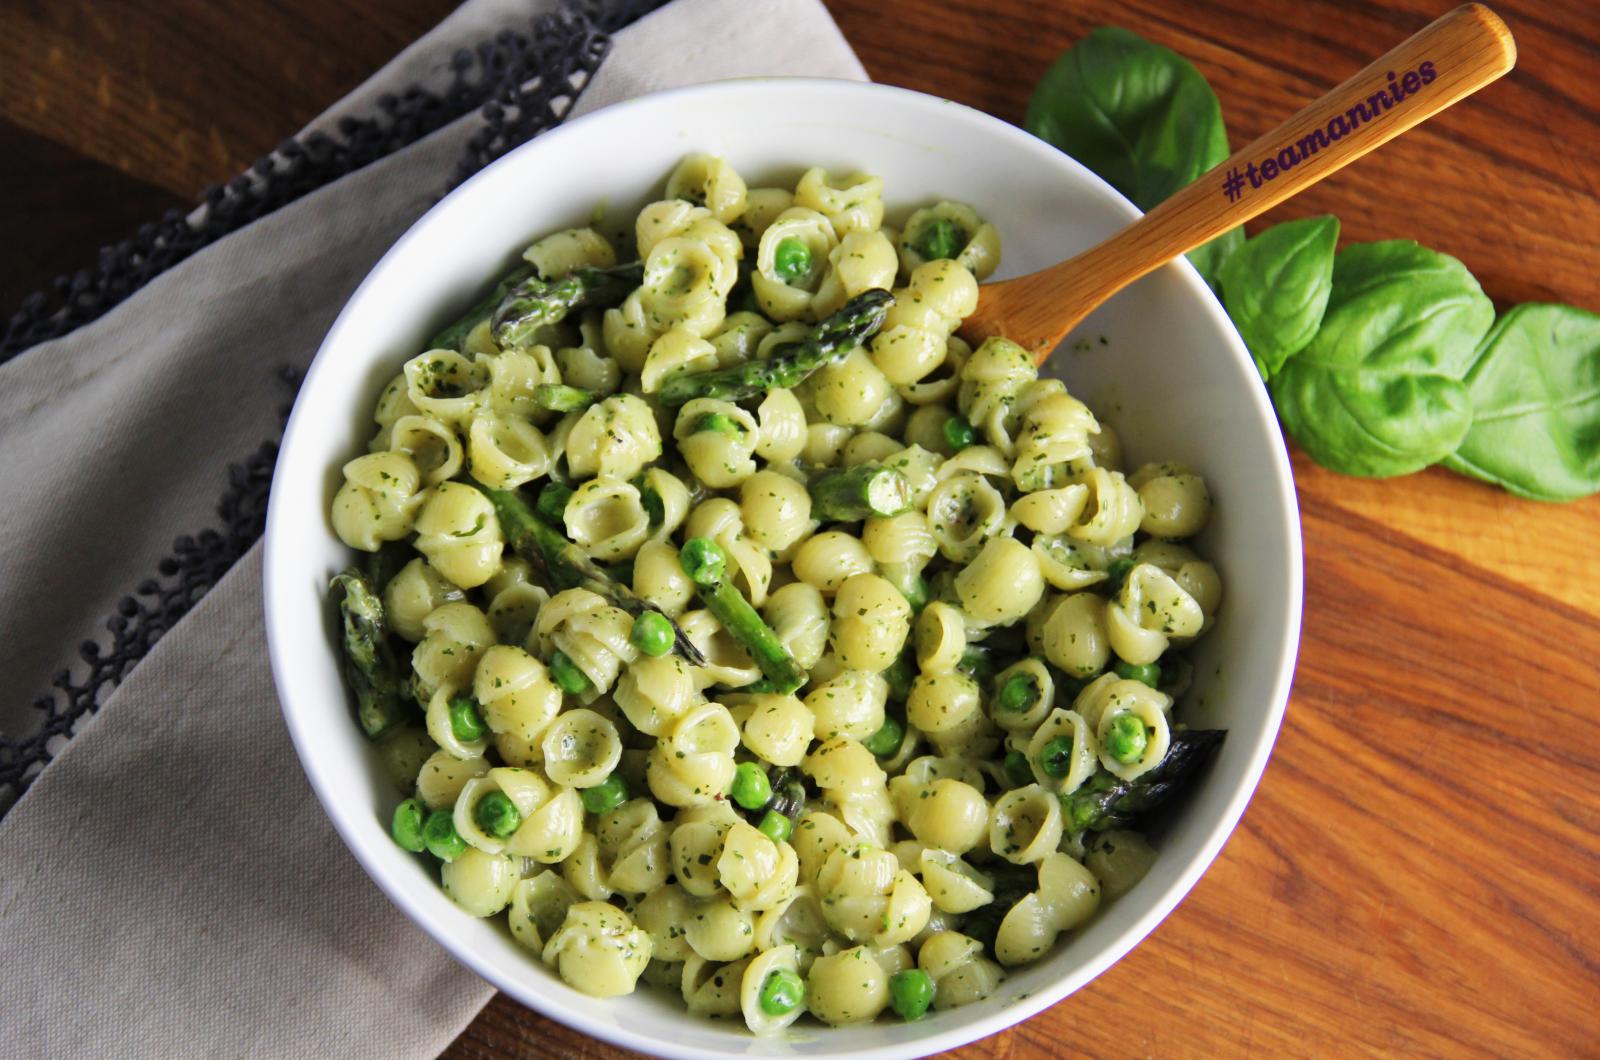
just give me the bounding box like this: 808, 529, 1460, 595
264, 74, 1303, 1059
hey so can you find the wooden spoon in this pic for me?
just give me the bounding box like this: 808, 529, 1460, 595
960, 3, 1517, 361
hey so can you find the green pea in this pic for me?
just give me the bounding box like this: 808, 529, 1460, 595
448, 696, 488, 743
390, 798, 426, 852
888, 968, 936, 1021
912, 217, 965, 262
678, 537, 727, 585
942, 414, 977, 451
693, 411, 745, 436
996, 672, 1040, 713
758, 967, 805, 1016
1062, 789, 1102, 834
1038, 735, 1077, 778
630, 611, 675, 657
730, 761, 773, 810
422, 809, 467, 862
536, 481, 575, 524
581, 774, 629, 815
1104, 714, 1149, 764
757, 809, 793, 844
549, 651, 592, 695
862, 715, 905, 757
883, 655, 916, 702
773, 237, 812, 283
1115, 659, 1162, 687
473, 790, 523, 838
1002, 750, 1034, 788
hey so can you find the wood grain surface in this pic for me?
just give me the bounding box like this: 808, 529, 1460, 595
4, 1, 1595, 1057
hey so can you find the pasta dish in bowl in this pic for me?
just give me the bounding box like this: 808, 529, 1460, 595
264, 78, 1301, 1058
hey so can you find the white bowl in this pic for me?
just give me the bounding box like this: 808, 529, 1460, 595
264, 78, 1302, 1059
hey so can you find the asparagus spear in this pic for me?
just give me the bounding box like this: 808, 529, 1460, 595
532, 383, 599, 413
535, 481, 574, 523
490, 262, 644, 348
961, 863, 1038, 958
956, 644, 997, 690
1060, 728, 1227, 834
879, 565, 929, 611
656, 288, 895, 406
427, 264, 534, 351
747, 766, 807, 842
678, 537, 808, 695
690, 411, 746, 436
363, 541, 413, 595
808, 464, 911, 521
470, 479, 706, 666
331, 569, 408, 738
763, 767, 808, 823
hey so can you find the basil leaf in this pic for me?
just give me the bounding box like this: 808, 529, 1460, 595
1024, 26, 1239, 287
1268, 240, 1494, 477
1441, 304, 1600, 500
1220, 216, 1340, 380
1185, 226, 1245, 296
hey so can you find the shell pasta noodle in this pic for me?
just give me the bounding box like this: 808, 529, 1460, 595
325, 153, 1228, 1033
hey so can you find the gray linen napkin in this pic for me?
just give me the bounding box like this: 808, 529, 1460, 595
0, 2, 864, 1055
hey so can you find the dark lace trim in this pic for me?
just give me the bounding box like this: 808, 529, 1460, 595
0, 0, 668, 809
0, 366, 299, 803
0, 0, 661, 363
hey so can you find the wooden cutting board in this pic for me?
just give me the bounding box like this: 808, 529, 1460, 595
3, 0, 1593, 1055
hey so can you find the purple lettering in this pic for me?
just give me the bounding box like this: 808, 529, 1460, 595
1245, 161, 1263, 188
1403, 70, 1422, 94
1387, 70, 1406, 102
1328, 115, 1350, 140
1260, 157, 1279, 180
1296, 128, 1330, 158
1277, 145, 1301, 170
1366, 89, 1394, 113
1346, 101, 1372, 128
1419, 60, 1437, 84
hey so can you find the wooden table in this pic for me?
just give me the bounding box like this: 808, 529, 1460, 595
5, 1, 1596, 1055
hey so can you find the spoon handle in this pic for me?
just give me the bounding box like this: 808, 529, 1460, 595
970, 3, 1516, 359
1124, 4, 1514, 269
